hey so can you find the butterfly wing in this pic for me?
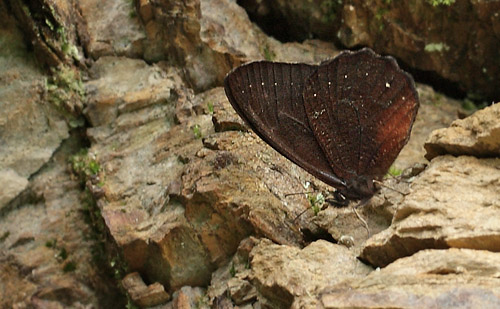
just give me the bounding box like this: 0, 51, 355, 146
303, 48, 419, 183
224, 61, 346, 188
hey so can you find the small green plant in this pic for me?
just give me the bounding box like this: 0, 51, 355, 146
192, 124, 202, 139
45, 239, 57, 248
0, 231, 9, 243
229, 262, 236, 277
70, 149, 101, 182
63, 261, 77, 273
207, 102, 214, 114
462, 99, 476, 111
427, 0, 455, 6
307, 192, 325, 215
424, 42, 450, 53
57, 247, 68, 261
387, 165, 403, 177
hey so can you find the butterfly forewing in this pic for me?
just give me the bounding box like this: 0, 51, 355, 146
224, 61, 346, 188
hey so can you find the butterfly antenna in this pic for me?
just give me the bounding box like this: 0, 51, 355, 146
373, 180, 408, 196
285, 191, 315, 197
293, 207, 312, 223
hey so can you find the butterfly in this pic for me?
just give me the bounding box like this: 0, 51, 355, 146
224, 48, 419, 205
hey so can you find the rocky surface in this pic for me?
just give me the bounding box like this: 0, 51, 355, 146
0, 134, 123, 308
249, 239, 371, 308
241, 0, 500, 101
79, 0, 150, 60
321, 249, 500, 308
425, 102, 500, 159
361, 155, 500, 267
2, 0, 499, 308
0, 3, 70, 211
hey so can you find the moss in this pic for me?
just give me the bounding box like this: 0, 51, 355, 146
229, 262, 236, 277
54, 23, 81, 61
63, 261, 77, 273
0, 231, 10, 243
45, 65, 86, 127
57, 247, 68, 260
424, 42, 450, 53
45, 239, 57, 248
69, 149, 102, 183
262, 44, 276, 61
320, 0, 343, 23
427, 0, 455, 6
195, 294, 210, 309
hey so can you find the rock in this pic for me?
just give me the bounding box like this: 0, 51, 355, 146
169, 286, 207, 308
361, 155, 500, 268
238, 0, 340, 41
8, 0, 86, 68
240, 0, 500, 100
83, 58, 241, 290
80, 17, 466, 295
0, 169, 29, 210
122, 272, 170, 307
425, 103, 500, 160
249, 239, 372, 308
0, 2, 69, 209
321, 249, 500, 308
84, 56, 185, 127
135, 0, 338, 92
336, 1, 500, 99
78, 0, 149, 60
207, 237, 259, 306
0, 135, 123, 308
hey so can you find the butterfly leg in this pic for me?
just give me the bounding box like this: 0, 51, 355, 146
325, 191, 350, 208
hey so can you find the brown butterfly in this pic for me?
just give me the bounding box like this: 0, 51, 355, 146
224, 48, 419, 204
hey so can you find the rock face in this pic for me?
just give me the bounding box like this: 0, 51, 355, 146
3, 0, 499, 307
79, 0, 149, 60
425, 103, 500, 159
249, 239, 372, 308
0, 135, 123, 308
361, 155, 500, 268
241, 0, 500, 101
0, 2, 69, 211
321, 249, 500, 308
